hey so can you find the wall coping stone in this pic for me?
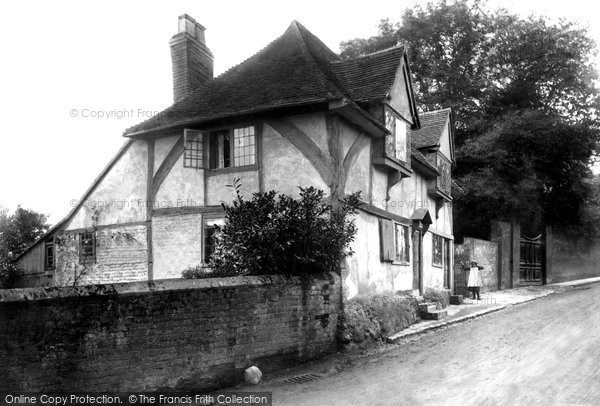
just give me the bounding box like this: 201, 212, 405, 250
0, 272, 338, 303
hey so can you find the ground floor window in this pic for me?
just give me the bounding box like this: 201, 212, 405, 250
379, 218, 410, 263
432, 234, 443, 267
44, 239, 54, 270
79, 231, 96, 264
203, 218, 225, 264
394, 223, 410, 263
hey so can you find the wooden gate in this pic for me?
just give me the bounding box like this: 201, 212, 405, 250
520, 234, 544, 283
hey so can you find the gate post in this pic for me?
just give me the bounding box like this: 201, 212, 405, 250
491, 220, 512, 290
544, 226, 553, 284
511, 220, 520, 288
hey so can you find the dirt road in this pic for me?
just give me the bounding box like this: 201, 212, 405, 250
260, 283, 600, 405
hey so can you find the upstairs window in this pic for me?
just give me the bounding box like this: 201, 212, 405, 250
233, 126, 256, 166
79, 232, 96, 264
438, 157, 451, 195
183, 129, 205, 168
184, 125, 257, 170
209, 125, 256, 169
45, 239, 55, 270
384, 108, 408, 163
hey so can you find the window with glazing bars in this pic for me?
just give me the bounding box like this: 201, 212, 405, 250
208, 126, 256, 169
233, 126, 256, 166
79, 232, 96, 264
45, 240, 54, 270
184, 129, 205, 168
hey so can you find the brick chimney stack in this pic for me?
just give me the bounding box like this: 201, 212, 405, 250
169, 14, 214, 103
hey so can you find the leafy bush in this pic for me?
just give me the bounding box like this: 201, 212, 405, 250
423, 287, 450, 309
210, 183, 361, 276
0, 261, 23, 288
339, 294, 419, 347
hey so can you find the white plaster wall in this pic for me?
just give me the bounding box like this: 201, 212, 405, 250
262, 123, 329, 197
155, 154, 205, 209
205, 171, 259, 205
288, 112, 329, 156
344, 140, 370, 197
154, 135, 180, 175
344, 211, 413, 300
152, 213, 203, 280
65, 140, 148, 230
388, 63, 414, 124
371, 168, 388, 208
388, 172, 434, 219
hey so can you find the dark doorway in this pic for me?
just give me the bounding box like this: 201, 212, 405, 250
413, 229, 423, 293
444, 239, 452, 289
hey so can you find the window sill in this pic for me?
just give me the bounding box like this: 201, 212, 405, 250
206, 164, 258, 176
432, 263, 443, 268
392, 261, 410, 266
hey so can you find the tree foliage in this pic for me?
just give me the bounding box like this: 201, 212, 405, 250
203, 185, 361, 276
0, 206, 50, 260
0, 261, 23, 289
340, 0, 600, 239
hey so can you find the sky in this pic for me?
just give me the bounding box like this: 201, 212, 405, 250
1, 0, 599, 224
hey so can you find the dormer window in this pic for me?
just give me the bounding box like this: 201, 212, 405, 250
373, 106, 412, 180
385, 108, 408, 163
426, 152, 452, 201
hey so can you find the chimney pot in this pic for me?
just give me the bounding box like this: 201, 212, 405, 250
178, 14, 206, 43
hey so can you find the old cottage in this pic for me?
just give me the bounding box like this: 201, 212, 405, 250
15, 15, 455, 298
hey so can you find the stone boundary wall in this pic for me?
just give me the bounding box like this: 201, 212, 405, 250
551, 233, 600, 283
0, 273, 340, 391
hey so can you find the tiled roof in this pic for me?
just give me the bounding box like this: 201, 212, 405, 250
411, 108, 451, 149
125, 21, 406, 136
330, 46, 405, 103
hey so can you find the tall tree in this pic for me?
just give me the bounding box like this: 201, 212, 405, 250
0, 206, 50, 260
340, 0, 600, 239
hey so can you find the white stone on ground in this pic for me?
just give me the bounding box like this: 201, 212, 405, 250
245, 366, 262, 384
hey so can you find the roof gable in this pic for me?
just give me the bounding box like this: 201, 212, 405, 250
332, 47, 420, 128
330, 46, 405, 103
410, 108, 453, 161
